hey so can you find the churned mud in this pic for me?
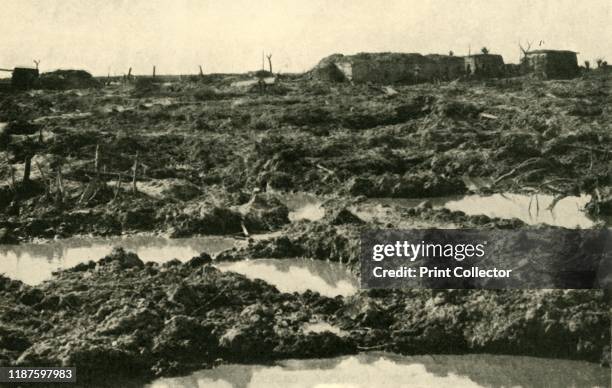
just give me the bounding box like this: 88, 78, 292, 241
1, 71, 610, 242
0, 248, 609, 385
0, 71, 610, 384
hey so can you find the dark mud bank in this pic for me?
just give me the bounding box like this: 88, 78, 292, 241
0, 248, 609, 384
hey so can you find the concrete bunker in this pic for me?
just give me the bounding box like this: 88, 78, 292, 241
463, 54, 505, 78
0, 67, 40, 90
522, 50, 579, 79
314, 52, 470, 84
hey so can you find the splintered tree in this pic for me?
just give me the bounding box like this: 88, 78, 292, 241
481, 47, 490, 55
199, 65, 204, 78
266, 54, 273, 73
519, 40, 533, 61
33, 60, 41, 70
596, 58, 606, 69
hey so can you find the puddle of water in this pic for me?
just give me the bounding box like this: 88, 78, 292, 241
148, 352, 610, 388
302, 322, 347, 337
443, 193, 595, 228
359, 193, 596, 228
288, 202, 325, 222
0, 236, 239, 285
216, 259, 358, 297
284, 193, 326, 222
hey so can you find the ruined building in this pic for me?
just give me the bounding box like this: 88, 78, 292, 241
0, 67, 39, 90
522, 50, 579, 79
463, 54, 505, 78
313, 53, 466, 84
425, 54, 465, 80
11, 68, 40, 89
314, 51, 506, 84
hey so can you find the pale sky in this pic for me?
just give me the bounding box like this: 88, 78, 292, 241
0, 0, 610, 76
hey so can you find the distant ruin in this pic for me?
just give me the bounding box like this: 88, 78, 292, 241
463, 54, 505, 78
0, 68, 99, 91
314, 49, 580, 84
0, 67, 39, 90
522, 50, 579, 79
314, 53, 466, 84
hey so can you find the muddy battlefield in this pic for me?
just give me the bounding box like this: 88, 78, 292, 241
0, 26, 611, 388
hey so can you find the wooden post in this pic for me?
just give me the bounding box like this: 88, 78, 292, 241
113, 173, 122, 201
132, 152, 139, 193
240, 221, 250, 237
9, 165, 15, 188
23, 155, 31, 184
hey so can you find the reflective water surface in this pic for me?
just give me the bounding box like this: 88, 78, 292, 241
285, 192, 597, 228
0, 236, 239, 285
357, 193, 596, 228
0, 193, 598, 286
0, 237, 359, 297
216, 258, 358, 297
148, 352, 611, 388
442, 193, 595, 228
284, 192, 326, 222
301, 322, 348, 336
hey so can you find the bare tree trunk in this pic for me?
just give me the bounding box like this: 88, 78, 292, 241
199, 65, 204, 77
266, 54, 273, 73
153, 66, 156, 78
